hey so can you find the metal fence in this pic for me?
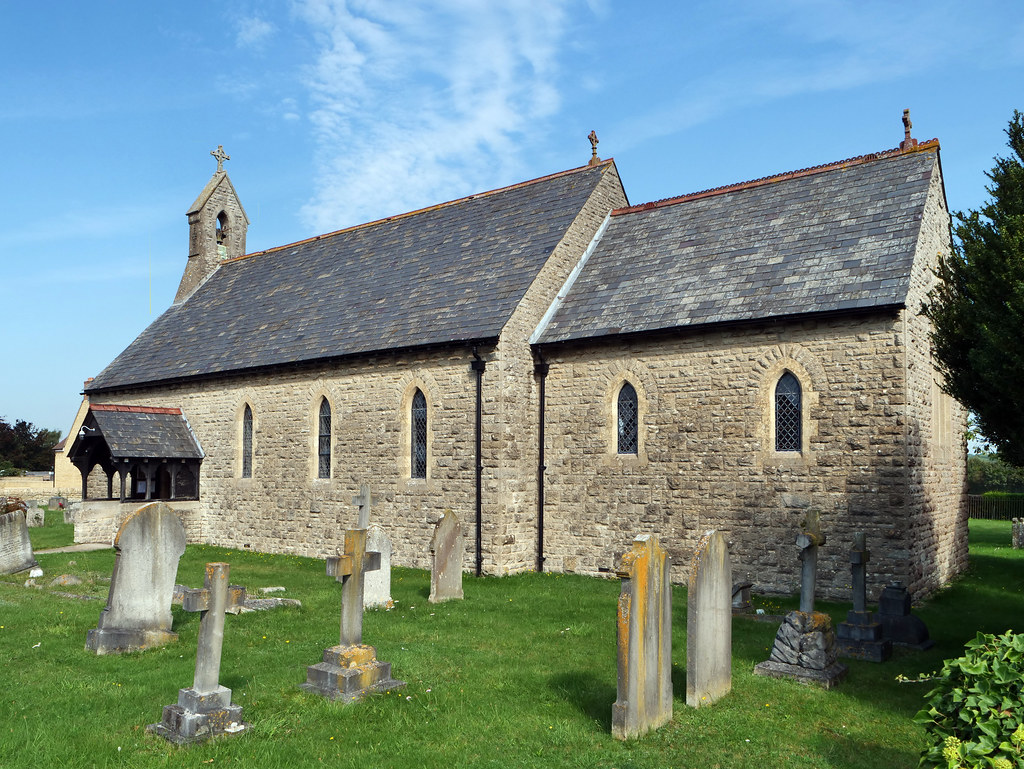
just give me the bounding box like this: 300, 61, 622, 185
967, 495, 1024, 520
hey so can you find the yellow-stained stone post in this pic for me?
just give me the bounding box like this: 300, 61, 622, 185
612, 534, 672, 740
686, 530, 732, 707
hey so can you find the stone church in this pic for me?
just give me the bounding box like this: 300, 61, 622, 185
69, 119, 967, 601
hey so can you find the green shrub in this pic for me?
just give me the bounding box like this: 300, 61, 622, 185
915, 631, 1024, 768
982, 492, 1024, 501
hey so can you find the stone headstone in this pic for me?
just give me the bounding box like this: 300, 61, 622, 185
300, 527, 405, 703
612, 534, 672, 740
64, 501, 81, 525
48, 497, 65, 510
85, 502, 187, 654
148, 562, 249, 744
873, 582, 934, 650
686, 531, 731, 708
0, 510, 39, 575
1013, 518, 1024, 549
754, 516, 847, 688
429, 511, 464, 603
731, 581, 752, 613
364, 524, 392, 608
836, 533, 891, 662
25, 506, 45, 528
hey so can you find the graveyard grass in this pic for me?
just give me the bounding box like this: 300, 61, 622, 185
1, 512, 1020, 769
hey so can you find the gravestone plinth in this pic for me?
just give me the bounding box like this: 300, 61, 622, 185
686, 531, 731, 707
301, 527, 405, 703
612, 534, 672, 740
86, 502, 186, 654
754, 513, 846, 688
148, 562, 248, 745
873, 582, 934, 650
429, 511, 464, 603
0, 510, 38, 575
754, 610, 848, 687
836, 533, 891, 662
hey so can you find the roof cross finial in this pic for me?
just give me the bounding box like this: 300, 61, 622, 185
900, 109, 917, 152
588, 130, 601, 166
211, 145, 230, 172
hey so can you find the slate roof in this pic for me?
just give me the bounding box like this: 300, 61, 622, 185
87, 162, 614, 392
536, 144, 941, 345
82, 405, 204, 460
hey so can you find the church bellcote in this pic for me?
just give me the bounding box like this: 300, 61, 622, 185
174, 145, 250, 303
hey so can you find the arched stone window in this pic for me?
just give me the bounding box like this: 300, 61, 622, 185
242, 404, 253, 478
617, 381, 639, 455
411, 388, 427, 479
775, 372, 802, 452
318, 398, 332, 479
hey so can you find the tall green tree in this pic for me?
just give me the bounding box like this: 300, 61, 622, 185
924, 110, 1024, 465
0, 417, 62, 473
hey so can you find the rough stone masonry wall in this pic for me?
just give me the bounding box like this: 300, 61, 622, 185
899, 156, 968, 599
483, 164, 628, 575
86, 347, 482, 572
539, 314, 928, 601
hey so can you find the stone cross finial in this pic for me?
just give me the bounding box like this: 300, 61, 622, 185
211, 145, 230, 172
181, 562, 246, 694
588, 130, 601, 166
327, 529, 382, 646
900, 109, 917, 151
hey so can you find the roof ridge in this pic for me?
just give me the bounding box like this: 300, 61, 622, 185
612, 140, 939, 215
91, 404, 182, 415
224, 158, 616, 265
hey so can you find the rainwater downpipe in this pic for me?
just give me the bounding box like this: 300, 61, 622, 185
534, 356, 549, 572
471, 348, 486, 577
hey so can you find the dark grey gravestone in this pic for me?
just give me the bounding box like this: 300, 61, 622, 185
429, 511, 464, 603
754, 513, 846, 688
364, 524, 392, 608
0, 510, 38, 575
731, 581, 753, 614
873, 582, 934, 650
300, 527, 405, 703
85, 502, 186, 654
148, 562, 248, 744
612, 534, 672, 740
686, 531, 732, 708
836, 533, 891, 662
1013, 518, 1024, 549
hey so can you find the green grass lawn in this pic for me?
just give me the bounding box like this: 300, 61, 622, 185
1, 515, 1020, 769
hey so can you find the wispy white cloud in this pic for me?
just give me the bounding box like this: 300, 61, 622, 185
293, 0, 581, 231
236, 15, 275, 49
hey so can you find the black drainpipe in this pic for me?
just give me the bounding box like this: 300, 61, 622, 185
534, 355, 549, 572
471, 348, 486, 577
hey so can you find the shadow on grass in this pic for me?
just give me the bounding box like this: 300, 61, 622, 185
548, 671, 615, 731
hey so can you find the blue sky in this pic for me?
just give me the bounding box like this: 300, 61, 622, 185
2, 0, 1023, 438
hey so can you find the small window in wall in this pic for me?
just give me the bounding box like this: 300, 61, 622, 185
242, 404, 253, 478
412, 388, 427, 479
617, 382, 639, 455
775, 372, 802, 452
318, 398, 332, 479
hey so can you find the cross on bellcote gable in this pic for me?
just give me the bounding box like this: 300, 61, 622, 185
211, 145, 230, 173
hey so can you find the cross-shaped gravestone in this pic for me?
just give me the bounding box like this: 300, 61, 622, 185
211, 145, 230, 172
836, 532, 892, 662
148, 562, 248, 744
797, 510, 825, 613
327, 528, 381, 646
352, 483, 375, 529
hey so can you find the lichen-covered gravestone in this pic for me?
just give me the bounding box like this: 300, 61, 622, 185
686, 530, 732, 707
0, 510, 38, 575
300, 525, 405, 703
148, 562, 248, 744
364, 524, 392, 608
85, 502, 187, 654
754, 511, 847, 688
612, 534, 672, 740
25, 500, 44, 528
429, 511, 464, 603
